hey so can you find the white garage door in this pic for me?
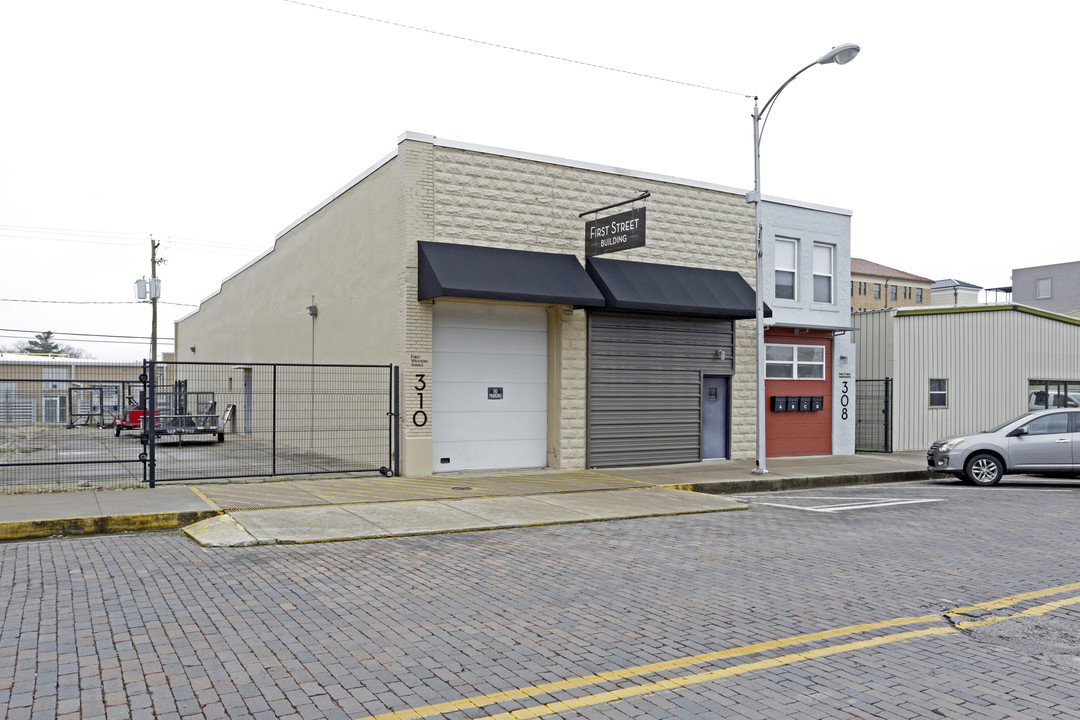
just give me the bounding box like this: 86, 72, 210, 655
433, 303, 548, 471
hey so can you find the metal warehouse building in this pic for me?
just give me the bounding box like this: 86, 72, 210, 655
852, 304, 1080, 451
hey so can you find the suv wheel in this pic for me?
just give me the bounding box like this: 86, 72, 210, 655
965, 453, 1004, 485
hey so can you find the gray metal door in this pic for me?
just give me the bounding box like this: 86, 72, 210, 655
587, 312, 734, 467
701, 375, 730, 459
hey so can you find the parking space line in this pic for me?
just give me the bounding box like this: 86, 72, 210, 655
352, 581, 1080, 720
751, 498, 945, 512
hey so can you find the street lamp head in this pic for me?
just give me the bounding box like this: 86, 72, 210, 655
817, 43, 860, 66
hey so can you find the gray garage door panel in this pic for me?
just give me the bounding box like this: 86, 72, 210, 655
587, 313, 733, 467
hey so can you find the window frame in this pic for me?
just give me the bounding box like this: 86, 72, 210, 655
765, 343, 827, 380
916, 288, 923, 303
873, 283, 881, 299
774, 237, 798, 301
1036, 277, 1052, 299
812, 243, 834, 304
929, 378, 948, 409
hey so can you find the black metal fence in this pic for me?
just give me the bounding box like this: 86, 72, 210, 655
855, 378, 892, 453
0, 360, 398, 492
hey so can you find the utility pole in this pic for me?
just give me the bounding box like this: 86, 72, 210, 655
150, 235, 159, 362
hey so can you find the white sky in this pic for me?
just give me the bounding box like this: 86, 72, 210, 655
2, 1, 1076, 360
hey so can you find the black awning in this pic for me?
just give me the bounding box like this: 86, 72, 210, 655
418, 241, 606, 306
586, 256, 769, 319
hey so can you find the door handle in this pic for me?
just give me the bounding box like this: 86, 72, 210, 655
1056, 438, 1069, 443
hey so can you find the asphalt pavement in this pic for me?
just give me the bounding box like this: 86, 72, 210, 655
0, 451, 934, 546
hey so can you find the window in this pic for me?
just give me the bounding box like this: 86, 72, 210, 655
813, 244, 834, 303
1037, 277, 1052, 299
1023, 413, 1069, 435
929, 379, 948, 408
765, 344, 826, 380
889, 285, 897, 301
916, 288, 923, 303
873, 283, 881, 299
775, 238, 797, 300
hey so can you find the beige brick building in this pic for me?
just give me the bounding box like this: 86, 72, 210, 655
851, 258, 933, 312
176, 133, 769, 476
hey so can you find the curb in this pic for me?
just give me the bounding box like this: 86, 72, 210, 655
0, 510, 220, 542
663, 470, 939, 496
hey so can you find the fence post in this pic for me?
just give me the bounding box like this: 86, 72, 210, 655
271, 364, 277, 476
884, 377, 893, 453
392, 365, 400, 477
146, 359, 157, 488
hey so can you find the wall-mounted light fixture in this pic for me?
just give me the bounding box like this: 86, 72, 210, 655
840, 355, 849, 365
306, 305, 318, 317
189, 345, 196, 354
715, 349, 727, 361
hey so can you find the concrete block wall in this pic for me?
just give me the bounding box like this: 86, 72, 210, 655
404, 136, 758, 463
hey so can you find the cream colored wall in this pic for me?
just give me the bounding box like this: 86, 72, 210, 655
176, 160, 403, 365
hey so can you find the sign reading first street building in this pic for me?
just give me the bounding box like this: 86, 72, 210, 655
585, 207, 646, 257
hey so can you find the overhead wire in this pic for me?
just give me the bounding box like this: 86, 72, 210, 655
281, 0, 752, 99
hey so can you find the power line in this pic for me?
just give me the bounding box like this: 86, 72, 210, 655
0, 298, 198, 307
0, 328, 170, 340
0, 225, 265, 256
282, 0, 751, 99
0, 334, 173, 347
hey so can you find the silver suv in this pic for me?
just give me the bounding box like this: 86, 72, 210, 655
927, 409, 1079, 485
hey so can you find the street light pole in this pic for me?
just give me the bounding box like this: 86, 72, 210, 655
748, 43, 860, 475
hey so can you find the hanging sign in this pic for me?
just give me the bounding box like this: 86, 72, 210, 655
585, 207, 646, 257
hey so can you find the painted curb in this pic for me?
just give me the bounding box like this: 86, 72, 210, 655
0, 510, 220, 541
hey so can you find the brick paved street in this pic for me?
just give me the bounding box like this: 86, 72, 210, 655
2, 477, 1079, 719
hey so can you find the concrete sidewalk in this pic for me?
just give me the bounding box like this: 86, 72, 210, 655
0, 452, 934, 546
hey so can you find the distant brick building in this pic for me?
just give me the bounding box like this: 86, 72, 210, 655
851, 258, 933, 311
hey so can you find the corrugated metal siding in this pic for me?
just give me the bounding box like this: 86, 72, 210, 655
851, 309, 893, 380
587, 312, 733, 467
893, 308, 1080, 450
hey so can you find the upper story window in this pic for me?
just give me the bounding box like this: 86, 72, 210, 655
916, 288, 924, 302
775, 238, 797, 301
1037, 277, 1052, 299
766, 344, 827, 380
813, 243, 834, 304
873, 283, 881, 299
889, 285, 898, 301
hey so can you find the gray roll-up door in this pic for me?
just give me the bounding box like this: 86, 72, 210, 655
587, 312, 734, 467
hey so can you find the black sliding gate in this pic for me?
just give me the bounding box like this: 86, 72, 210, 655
0, 361, 399, 492
855, 378, 892, 453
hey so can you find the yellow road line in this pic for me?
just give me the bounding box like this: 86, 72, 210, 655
474, 628, 958, 720
353, 582, 1080, 720
955, 594, 1080, 628
946, 580, 1080, 617
354, 614, 941, 720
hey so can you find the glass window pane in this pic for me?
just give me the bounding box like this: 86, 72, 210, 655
766, 346, 793, 362
775, 270, 795, 300
797, 346, 824, 363
1026, 413, 1068, 435
814, 275, 832, 303
766, 364, 793, 379
797, 364, 825, 379
776, 239, 796, 269
813, 244, 833, 274
929, 379, 947, 392
1037, 278, 1051, 298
